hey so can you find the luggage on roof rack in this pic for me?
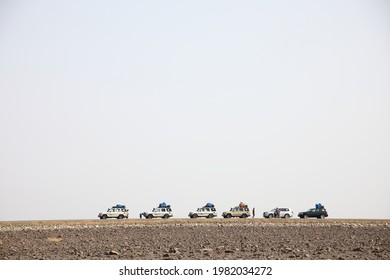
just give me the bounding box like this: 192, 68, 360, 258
205, 202, 215, 208
159, 202, 171, 208
315, 203, 324, 209
113, 204, 126, 209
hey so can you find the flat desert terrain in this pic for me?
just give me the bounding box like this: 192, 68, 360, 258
0, 219, 389, 260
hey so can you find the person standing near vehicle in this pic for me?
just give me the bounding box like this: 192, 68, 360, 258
275, 207, 280, 218
252, 207, 255, 218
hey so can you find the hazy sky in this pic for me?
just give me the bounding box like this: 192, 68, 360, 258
1, 0, 389, 220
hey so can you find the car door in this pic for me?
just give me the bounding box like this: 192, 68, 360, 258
315, 208, 322, 218
160, 208, 166, 218
309, 209, 317, 218
108, 209, 116, 218
232, 207, 238, 217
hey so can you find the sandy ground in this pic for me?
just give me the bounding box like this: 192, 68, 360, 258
0, 219, 389, 260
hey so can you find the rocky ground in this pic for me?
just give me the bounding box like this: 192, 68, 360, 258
0, 219, 389, 260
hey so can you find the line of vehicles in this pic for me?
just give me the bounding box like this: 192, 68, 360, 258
98, 202, 329, 220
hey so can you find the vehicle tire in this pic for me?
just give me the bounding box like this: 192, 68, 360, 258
147, 214, 153, 219
163, 214, 169, 219
320, 214, 325, 219
101, 214, 108, 220
241, 214, 248, 218
207, 214, 213, 219
268, 213, 274, 219
304, 214, 308, 219
117, 215, 124, 219
226, 213, 232, 219
192, 213, 198, 219
284, 214, 290, 219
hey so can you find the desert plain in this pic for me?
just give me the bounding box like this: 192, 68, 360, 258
0, 219, 389, 260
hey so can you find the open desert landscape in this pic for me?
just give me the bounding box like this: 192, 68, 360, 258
0, 219, 389, 260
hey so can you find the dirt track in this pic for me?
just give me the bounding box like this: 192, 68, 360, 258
0, 219, 389, 260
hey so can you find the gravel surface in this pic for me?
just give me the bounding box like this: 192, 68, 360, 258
0, 219, 389, 260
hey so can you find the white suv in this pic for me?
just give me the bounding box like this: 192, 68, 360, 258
98, 205, 129, 219
189, 206, 217, 218
263, 207, 293, 218
142, 206, 173, 219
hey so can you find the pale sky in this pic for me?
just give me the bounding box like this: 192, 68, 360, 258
0, 0, 389, 220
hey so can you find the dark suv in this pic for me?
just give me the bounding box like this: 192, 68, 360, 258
298, 208, 328, 219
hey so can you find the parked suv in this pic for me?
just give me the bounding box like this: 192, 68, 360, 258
222, 206, 251, 218
189, 206, 217, 218
298, 208, 328, 219
142, 206, 173, 219
98, 204, 129, 219
263, 207, 293, 218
